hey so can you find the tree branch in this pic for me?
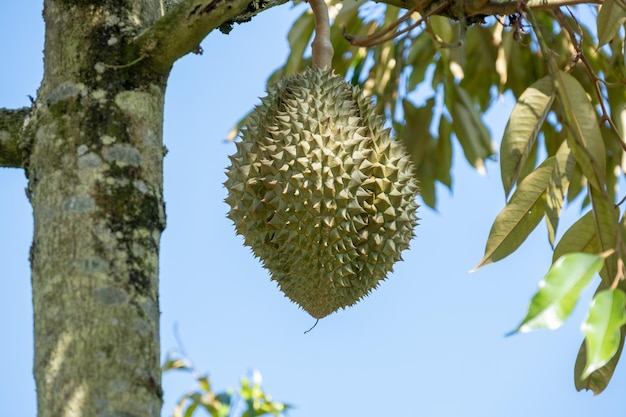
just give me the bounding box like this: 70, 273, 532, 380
378, 0, 602, 20
132, 0, 601, 74
479, 0, 602, 15
134, 0, 287, 74
0, 107, 30, 169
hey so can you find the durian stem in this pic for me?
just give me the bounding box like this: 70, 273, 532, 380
308, 0, 334, 70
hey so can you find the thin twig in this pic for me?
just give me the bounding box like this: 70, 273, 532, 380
344, 1, 452, 47
552, 9, 626, 152
344, 4, 420, 46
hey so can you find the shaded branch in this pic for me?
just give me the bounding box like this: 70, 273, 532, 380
379, 0, 602, 20
0, 107, 31, 169
132, 0, 602, 74
134, 0, 287, 74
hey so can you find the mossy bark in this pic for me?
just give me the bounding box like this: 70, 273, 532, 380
28, 1, 166, 416
0, 108, 30, 168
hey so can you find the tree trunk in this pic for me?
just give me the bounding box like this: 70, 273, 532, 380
28, 1, 167, 415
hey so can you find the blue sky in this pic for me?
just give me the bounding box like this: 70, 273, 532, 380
1, 3, 624, 417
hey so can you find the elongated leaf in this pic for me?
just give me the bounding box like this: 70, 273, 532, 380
544, 141, 575, 246
590, 187, 620, 284
555, 71, 606, 191
510, 253, 604, 334
436, 115, 453, 188
429, 15, 456, 44
501, 76, 555, 197
597, 0, 626, 46
473, 158, 555, 270
329, 0, 371, 76
407, 34, 437, 90
566, 162, 586, 205
448, 83, 495, 174
401, 98, 436, 167
553, 211, 599, 262
575, 332, 625, 394
574, 283, 625, 395
581, 289, 626, 379
284, 11, 314, 75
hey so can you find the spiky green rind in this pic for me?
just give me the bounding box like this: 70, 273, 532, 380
225, 67, 419, 318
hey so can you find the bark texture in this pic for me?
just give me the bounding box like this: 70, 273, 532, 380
0, 107, 31, 168
28, 1, 166, 416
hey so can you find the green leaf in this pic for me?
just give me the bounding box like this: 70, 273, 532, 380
597, 0, 626, 46
366, 40, 401, 113
566, 163, 585, 205
501, 76, 555, 197
589, 187, 620, 284
401, 98, 436, 167
329, 0, 371, 75
407, 34, 436, 90
553, 211, 599, 262
174, 393, 193, 417
429, 15, 456, 44
284, 11, 315, 75
555, 71, 606, 191
198, 375, 211, 392
473, 157, 555, 270
184, 402, 199, 417
448, 83, 495, 173
162, 352, 192, 372
509, 252, 603, 334
436, 115, 453, 188
544, 141, 575, 246
575, 331, 624, 395
580, 289, 626, 379
574, 284, 625, 395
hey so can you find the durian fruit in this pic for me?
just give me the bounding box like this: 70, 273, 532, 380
225, 66, 419, 319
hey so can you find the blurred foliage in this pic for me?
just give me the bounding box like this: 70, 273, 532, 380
232, 0, 626, 395
163, 352, 291, 417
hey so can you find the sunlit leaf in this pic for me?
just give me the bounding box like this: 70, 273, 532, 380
407, 34, 436, 90
399, 99, 438, 207
329, 0, 370, 75
517, 130, 539, 185
553, 211, 599, 262
436, 115, 453, 188
473, 158, 555, 270
566, 162, 586, 205
401, 98, 435, 167
174, 393, 193, 417
184, 401, 198, 417
366, 40, 400, 114
198, 375, 211, 392
555, 71, 606, 191
597, 0, 626, 46
284, 10, 314, 75
493, 24, 507, 90
461, 26, 499, 109
602, 125, 624, 203
509, 252, 603, 334
544, 141, 575, 246
501, 76, 554, 197
589, 187, 619, 284
581, 289, 626, 379
574, 284, 625, 395
162, 353, 192, 372
448, 83, 494, 173
429, 15, 456, 44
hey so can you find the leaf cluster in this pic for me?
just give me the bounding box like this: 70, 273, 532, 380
163, 352, 291, 417
236, 0, 626, 394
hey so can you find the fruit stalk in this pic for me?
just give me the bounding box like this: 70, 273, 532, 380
308, 0, 334, 70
